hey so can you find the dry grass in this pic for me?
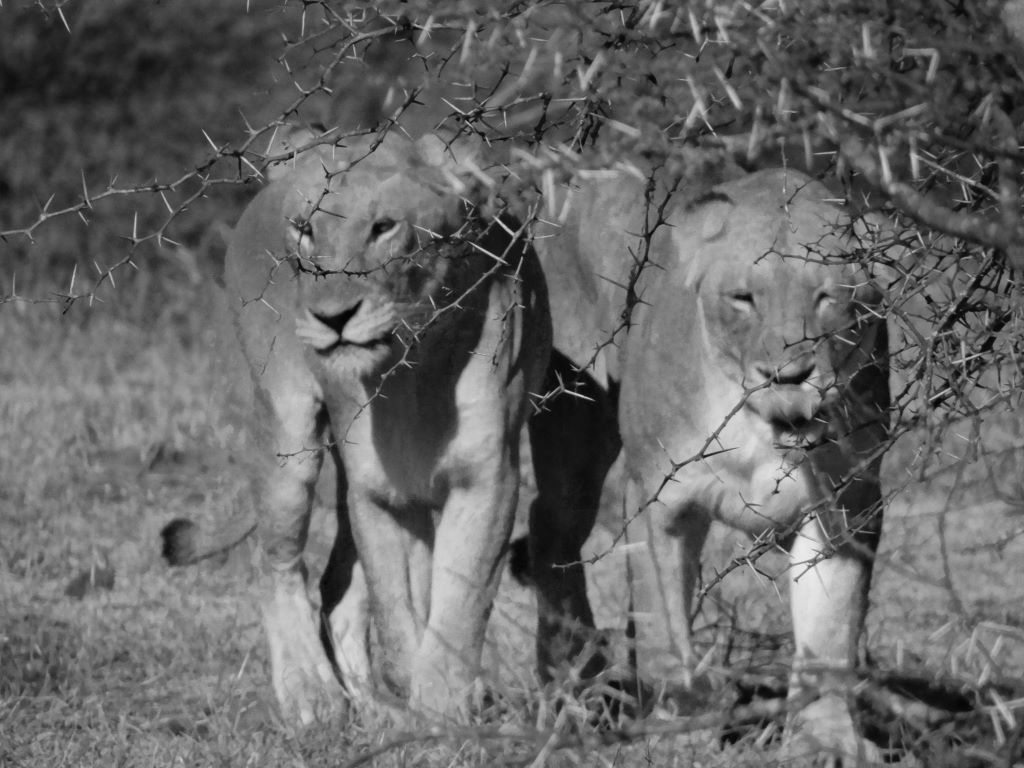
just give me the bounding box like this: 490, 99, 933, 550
2, 298, 1023, 766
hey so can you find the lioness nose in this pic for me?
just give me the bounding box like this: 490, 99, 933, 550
753, 355, 816, 386
310, 300, 363, 334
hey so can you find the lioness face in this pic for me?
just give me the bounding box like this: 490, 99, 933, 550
288, 164, 474, 374
697, 249, 883, 440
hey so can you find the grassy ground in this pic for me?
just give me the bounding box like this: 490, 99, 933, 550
2, 298, 1023, 767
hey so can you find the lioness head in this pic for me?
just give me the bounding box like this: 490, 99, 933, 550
677, 170, 886, 439
275, 134, 491, 374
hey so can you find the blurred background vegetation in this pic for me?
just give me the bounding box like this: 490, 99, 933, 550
0, 0, 434, 324
3, 2, 257, 286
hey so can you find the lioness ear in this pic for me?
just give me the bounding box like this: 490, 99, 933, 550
265, 123, 330, 181
414, 134, 498, 208
414, 133, 491, 168
415, 134, 461, 168
676, 192, 735, 291
698, 194, 734, 243
285, 216, 315, 263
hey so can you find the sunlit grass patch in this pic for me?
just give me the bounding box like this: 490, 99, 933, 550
2, 304, 1023, 766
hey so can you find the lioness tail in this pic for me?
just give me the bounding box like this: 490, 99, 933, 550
160, 514, 256, 566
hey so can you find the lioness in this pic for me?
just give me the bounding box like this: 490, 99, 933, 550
166, 133, 550, 724
529, 168, 889, 759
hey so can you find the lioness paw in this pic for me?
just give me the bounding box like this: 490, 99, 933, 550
277, 665, 348, 728
785, 694, 884, 767
266, 589, 348, 726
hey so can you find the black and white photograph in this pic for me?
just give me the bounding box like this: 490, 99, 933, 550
2, 1, 1023, 765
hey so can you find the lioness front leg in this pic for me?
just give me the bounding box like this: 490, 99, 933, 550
345, 487, 433, 700
411, 465, 520, 717
785, 504, 881, 765
623, 479, 711, 711
258, 401, 346, 726
318, 469, 372, 704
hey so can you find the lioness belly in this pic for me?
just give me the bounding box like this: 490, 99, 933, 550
337, 308, 532, 507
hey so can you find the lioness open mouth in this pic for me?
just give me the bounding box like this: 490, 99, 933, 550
770, 413, 816, 432
763, 395, 831, 448
747, 384, 830, 442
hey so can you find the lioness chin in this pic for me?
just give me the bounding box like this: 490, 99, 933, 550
528, 167, 889, 763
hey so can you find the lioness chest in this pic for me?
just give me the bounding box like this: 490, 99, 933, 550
685, 407, 817, 528
320, 278, 533, 509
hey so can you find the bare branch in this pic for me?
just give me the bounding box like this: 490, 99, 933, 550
839, 132, 1024, 268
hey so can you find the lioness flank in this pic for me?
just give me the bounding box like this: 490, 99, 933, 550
529, 168, 889, 761
164, 133, 550, 724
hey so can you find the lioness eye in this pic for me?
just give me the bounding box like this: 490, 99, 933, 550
289, 218, 312, 238
369, 218, 400, 242
727, 290, 755, 312
815, 289, 839, 314
288, 218, 315, 259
